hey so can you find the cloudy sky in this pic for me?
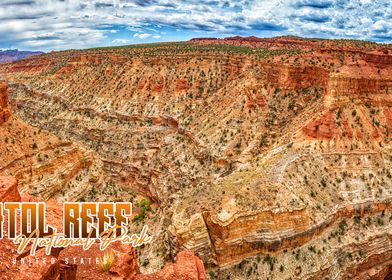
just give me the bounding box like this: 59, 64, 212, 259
1, 0, 391, 51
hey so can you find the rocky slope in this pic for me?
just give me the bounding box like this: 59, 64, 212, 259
0, 176, 206, 280
0, 36, 391, 279
0, 82, 104, 201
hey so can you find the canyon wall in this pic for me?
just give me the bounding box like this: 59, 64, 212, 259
0, 82, 105, 201
325, 74, 392, 108
0, 37, 391, 279
0, 82, 11, 125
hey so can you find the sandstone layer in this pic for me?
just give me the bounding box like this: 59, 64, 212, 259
0, 82, 11, 125
0, 82, 105, 201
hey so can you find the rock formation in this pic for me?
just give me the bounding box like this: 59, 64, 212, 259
0, 176, 205, 280
0, 36, 391, 279
0, 82, 11, 125
0, 81, 105, 201
0, 176, 20, 202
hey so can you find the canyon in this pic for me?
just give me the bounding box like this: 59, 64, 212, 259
0, 36, 391, 279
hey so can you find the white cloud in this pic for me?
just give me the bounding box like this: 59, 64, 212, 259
0, 0, 392, 51
133, 33, 152, 39
111, 38, 131, 44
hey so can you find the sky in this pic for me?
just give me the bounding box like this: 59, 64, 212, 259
0, 0, 391, 51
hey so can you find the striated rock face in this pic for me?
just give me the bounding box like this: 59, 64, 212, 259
0, 82, 105, 201
0, 82, 11, 125
325, 74, 392, 108
0, 52, 327, 203
0, 37, 392, 279
0, 82, 7, 109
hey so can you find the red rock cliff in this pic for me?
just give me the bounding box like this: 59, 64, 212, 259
0, 176, 20, 202
0, 82, 11, 125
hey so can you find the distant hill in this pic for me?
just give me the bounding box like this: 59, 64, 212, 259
0, 49, 43, 63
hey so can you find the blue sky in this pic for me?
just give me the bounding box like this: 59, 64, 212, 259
0, 0, 391, 51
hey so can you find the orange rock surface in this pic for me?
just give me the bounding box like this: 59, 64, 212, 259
0, 82, 11, 125
0, 176, 20, 202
